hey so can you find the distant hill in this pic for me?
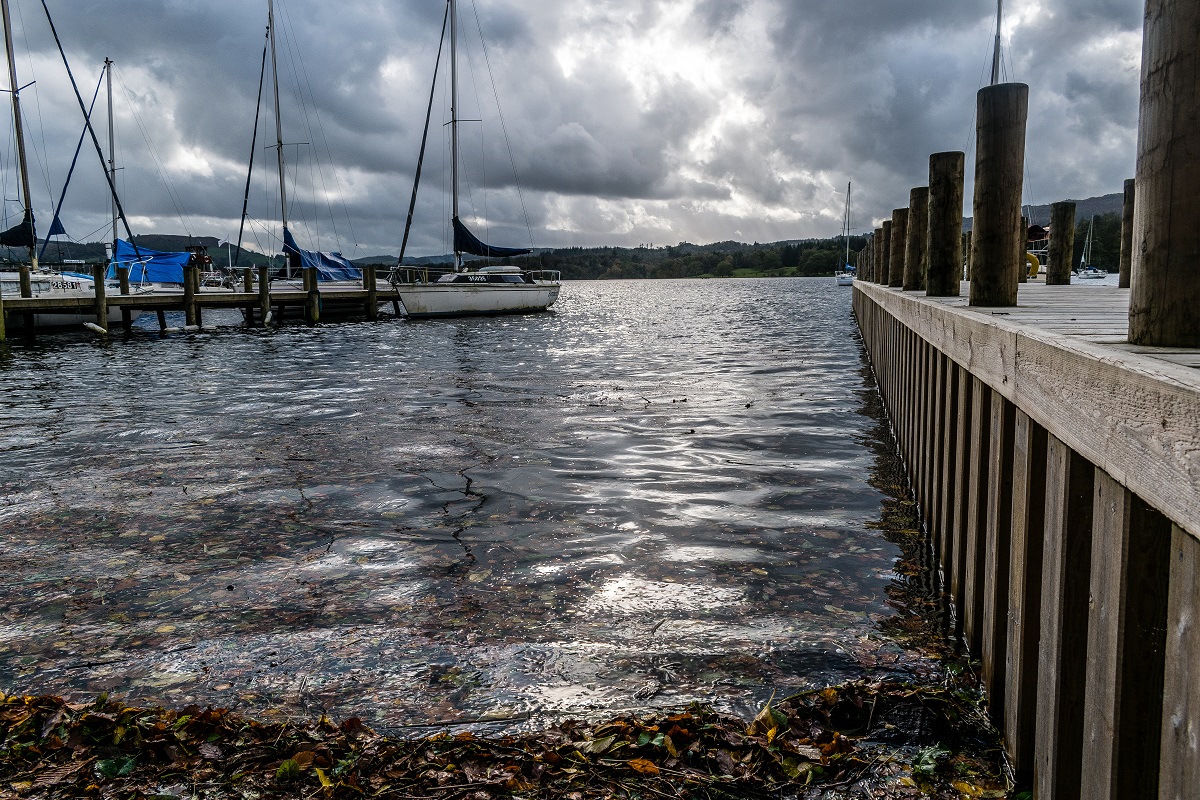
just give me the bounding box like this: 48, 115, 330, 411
963, 191, 1123, 231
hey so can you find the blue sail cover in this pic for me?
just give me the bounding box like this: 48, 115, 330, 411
452, 216, 531, 258
283, 227, 361, 281
107, 239, 189, 284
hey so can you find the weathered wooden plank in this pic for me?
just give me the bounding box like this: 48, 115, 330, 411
1081, 471, 1171, 800
939, 359, 960, 572
950, 368, 973, 640
1004, 410, 1048, 778
963, 377, 992, 654
1159, 525, 1200, 800
982, 392, 1016, 724
1034, 436, 1094, 800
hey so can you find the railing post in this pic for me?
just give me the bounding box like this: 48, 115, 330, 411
1048, 202, 1076, 286
1129, 0, 1200, 346
927, 151, 965, 297
888, 208, 908, 289
969, 83, 1029, 306
1119, 179, 1135, 289
904, 187, 929, 291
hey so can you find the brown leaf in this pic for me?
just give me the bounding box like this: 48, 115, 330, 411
628, 758, 659, 775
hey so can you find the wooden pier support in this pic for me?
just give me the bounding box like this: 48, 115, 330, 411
903, 187, 929, 291
873, 228, 884, 284
257, 266, 271, 326
1048, 202, 1076, 286
303, 267, 320, 325
117, 266, 132, 331
1119, 179, 1135, 289
365, 266, 378, 320
1160, 527, 1200, 798
888, 209, 907, 289
183, 264, 198, 328
969, 83, 1028, 307
927, 152, 964, 297
1129, 0, 1200, 347
0, 283, 6, 342
91, 264, 108, 332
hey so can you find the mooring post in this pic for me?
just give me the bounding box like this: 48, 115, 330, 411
970, 83, 1029, 306
91, 263, 108, 332
117, 265, 132, 331
192, 264, 203, 329
1129, 1, 1200, 346
1047, 202, 1076, 286
183, 263, 197, 327
257, 265, 271, 326
904, 187, 930, 291
927, 152, 965, 296
880, 220, 892, 285
155, 310, 167, 332
1018, 215, 1030, 283
1119, 178, 1135, 289
304, 266, 320, 325
0, 287, 5, 342
873, 227, 884, 283
964, 231, 973, 280
889, 209, 908, 289
241, 267, 254, 326
365, 266, 378, 321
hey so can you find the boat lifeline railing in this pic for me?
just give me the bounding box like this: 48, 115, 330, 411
523, 269, 560, 283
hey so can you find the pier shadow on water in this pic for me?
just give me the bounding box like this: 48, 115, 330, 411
0, 279, 963, 737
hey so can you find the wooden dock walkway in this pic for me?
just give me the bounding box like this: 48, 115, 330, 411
854, 279, 1200, 798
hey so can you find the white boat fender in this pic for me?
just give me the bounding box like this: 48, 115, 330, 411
184, 325, 201, 333
263, 310, 273, 325
82, 322, 108, 335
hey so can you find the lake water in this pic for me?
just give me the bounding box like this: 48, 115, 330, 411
0, 278, 935, 732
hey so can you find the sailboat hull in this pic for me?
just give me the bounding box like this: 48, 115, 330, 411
395, 283, 559, 318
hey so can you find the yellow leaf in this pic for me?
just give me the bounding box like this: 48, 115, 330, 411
315, 768, 332, 788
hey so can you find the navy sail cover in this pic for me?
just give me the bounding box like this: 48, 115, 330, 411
107, 239, 190, 284
0, 210, 35, 248
283, 227, 361, 281
453, 216, 531, 259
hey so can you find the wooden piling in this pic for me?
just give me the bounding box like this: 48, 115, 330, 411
889, 209, 908, 289
156, 310, 167, 332
880, 220, 892, 285
1047, 202, 1076, 286
927, 152, 965, 297
1018, 215, 1029, 284
304, 267, 320, 325
183, 264, 197, 328
969, 83, 1028, 307
365, 266, 378, 321
1129, 0, 1200, 347
117, 266, 132, 331
0, 283, 6, 342
873, 228, 884, 284
1119, 179, 1135, 289
904, 187, 929, 291
91, 263, 108, 332
258, 266, 271, 325
1080, 475, 1171, 800
964, 231, 973, 281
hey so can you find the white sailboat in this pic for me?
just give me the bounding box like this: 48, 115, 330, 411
835, 182, 855, 286
389, 0, 560, 318
1075, 216, 1105, 279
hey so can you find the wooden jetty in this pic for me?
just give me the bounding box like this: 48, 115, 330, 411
0, 264, 399, 340
854, 2, 1198, 796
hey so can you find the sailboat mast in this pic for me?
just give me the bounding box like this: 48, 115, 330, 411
1, 0, 37, 276
106, 58, 118, 252
267, 0, 290, 276
990, 0, 1003, 85
844, 182, 851, 268
449, 0, 461, 271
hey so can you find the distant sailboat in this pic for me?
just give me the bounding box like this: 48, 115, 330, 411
1075, 216, 1105, 279
835, 182, 855, 286
388, 0, 560, 318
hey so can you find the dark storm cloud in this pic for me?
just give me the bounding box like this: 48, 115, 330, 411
0, 0, 1146, 254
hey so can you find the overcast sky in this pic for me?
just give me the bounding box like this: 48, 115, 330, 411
0, 0, 1143, 258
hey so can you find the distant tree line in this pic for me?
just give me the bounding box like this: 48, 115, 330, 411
510, 236, 870, 280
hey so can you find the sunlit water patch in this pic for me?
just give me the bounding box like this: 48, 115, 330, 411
0, 278, 931, 732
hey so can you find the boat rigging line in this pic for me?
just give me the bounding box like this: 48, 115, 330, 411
234, 27, 270, 272
38, 66, 102, 262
